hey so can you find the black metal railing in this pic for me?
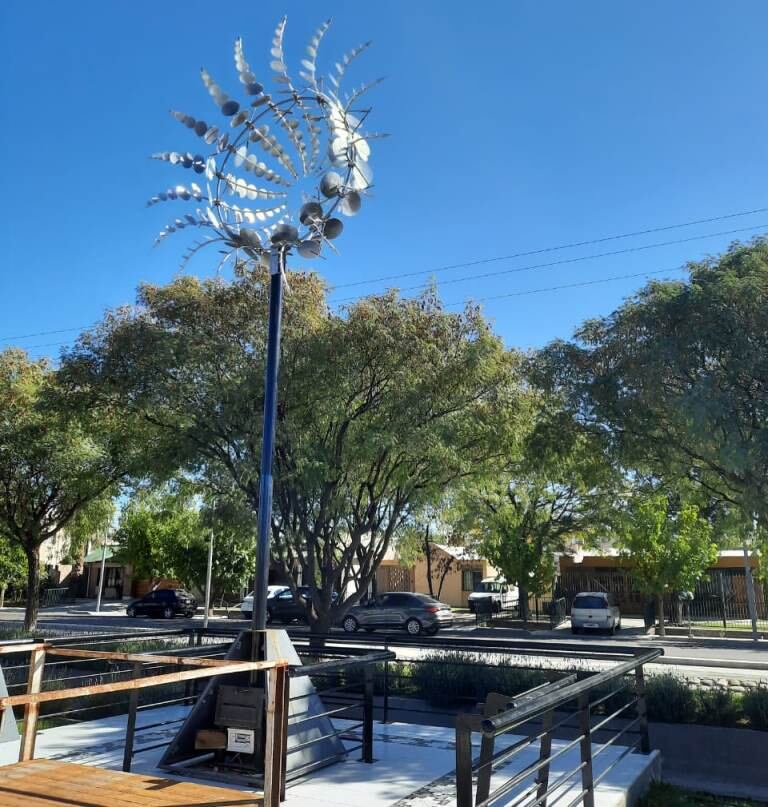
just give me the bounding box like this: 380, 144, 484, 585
454, 648, 661, 807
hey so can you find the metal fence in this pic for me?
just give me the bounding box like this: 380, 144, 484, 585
687, 568, 768, 632
455, 649, 661, 807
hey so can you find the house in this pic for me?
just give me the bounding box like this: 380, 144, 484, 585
558, 549, 763, 617
376, 544, 499, 609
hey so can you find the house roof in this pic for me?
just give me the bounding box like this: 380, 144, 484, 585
434, 544, 483, 562
83, 547, 116, 564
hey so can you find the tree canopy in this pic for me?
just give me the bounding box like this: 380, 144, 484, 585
537, 239, 768, 529
0, 348, 125, 629
617, 491, 717, 635
61, 269, 524, 631
452, 395, 618, 621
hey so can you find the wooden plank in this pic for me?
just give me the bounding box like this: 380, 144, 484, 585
49, 647, 248, 668
19, 646, 45, 762
0, 643, 46, 656
0, 660, 283, 710
0, 760, 262, 806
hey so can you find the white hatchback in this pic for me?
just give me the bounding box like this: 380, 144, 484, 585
570, 592, 621, 635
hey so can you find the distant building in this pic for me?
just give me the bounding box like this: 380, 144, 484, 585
376, 544, 499, 609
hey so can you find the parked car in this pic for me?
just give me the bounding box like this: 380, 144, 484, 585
467, 576, 518, 613
239, 585, 339, 620
570, 592, 621, 634
239, 585, 291, 619
343, 592, 453, 636
126, 588, 196, 619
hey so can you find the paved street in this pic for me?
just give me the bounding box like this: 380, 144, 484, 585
2, 603, 766, 677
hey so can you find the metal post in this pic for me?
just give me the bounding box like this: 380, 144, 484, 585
744, 525, 759, 642
362, 664, 374, 763
718, 571, 728, 632
455, 717, 473, 807
382, 641, 389, 725
203, 504, 215, 630
122, 661, 142, 772
635, 665, 650, 754
95, 534, 108, 613
253, 246, 285, 636
578, 692, 595, 807
535, 708, 554, 806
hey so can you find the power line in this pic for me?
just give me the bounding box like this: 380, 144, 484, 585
443, 266, 686, 307
2, 207, 765, 345
334, 222, 768, 302
13, 266, 687, 352
331, 206, 768, 290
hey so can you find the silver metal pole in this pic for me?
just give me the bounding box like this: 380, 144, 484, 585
203, 505, 215, 630
96, 534, 107, 613
744, 518, 759, 642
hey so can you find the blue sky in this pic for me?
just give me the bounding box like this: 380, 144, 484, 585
1, 1, 767, 358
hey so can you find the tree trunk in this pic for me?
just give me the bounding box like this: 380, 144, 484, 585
656, 593, 665, 637
24, 545, 41, 633
423, 529, 435, 598
0, 584, 5, 609
519, 583, 529, 625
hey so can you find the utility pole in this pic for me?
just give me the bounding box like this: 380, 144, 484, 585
203, 502, 215, 630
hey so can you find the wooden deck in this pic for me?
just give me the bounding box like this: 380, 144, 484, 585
0, 760, 262, 806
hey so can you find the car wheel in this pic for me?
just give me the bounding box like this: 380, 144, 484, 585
405, 618, 422, 636
609, 620, 617, 635
426, 625, 439, 636
616, 619, 622, 632
127, 606, 136, 618
241, 611, 252, 620
571, 625, 580, 635
266, 608, 273, 625
163, 606, 174, 619
343, 616, 359, 633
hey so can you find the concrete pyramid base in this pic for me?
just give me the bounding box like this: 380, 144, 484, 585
159, 629, 346, 785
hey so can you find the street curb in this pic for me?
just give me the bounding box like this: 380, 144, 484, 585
654, 655, 768, 671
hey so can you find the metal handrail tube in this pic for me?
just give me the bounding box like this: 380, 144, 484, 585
587, 680, 631, 710
290, 702, 363, 725
285, 722, 365, 755
473, 709, 579, 776
481, 650, 661, 737
591, 736, 642, 787
590, 717, 641, 759
479, 732, 587, 806
290, 650, 394, 675
564, 788, 589, 807
589, 698, 640, 735
520, 761, 586, 807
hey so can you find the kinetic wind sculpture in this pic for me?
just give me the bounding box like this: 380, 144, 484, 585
149, 16, 381, 634
149, 17, 379, 269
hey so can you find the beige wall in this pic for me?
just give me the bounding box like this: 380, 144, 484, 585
412, 548, 496, 608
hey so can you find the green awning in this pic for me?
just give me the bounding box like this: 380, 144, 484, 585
83, 547, 116, 564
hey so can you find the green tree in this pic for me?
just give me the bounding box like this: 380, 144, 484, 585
0, 349, 124, 630
114, 485, 204, 589
537, 239, 768, 529
63, 493, 116, 565
453, 398, 618, 623
0, 534, 27, 608
61, 271, 523, 632
618, 492, 717, 636
395, 503, 474, 601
